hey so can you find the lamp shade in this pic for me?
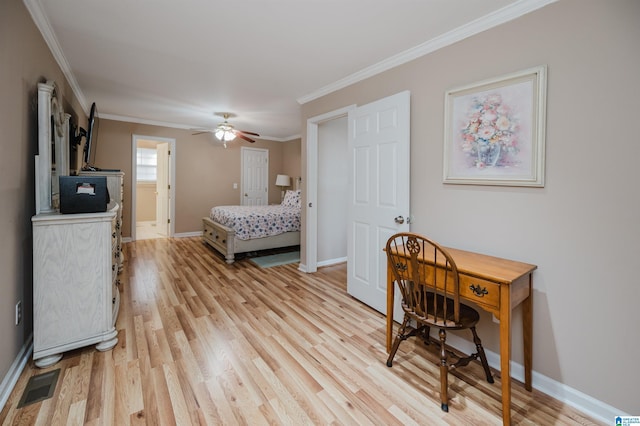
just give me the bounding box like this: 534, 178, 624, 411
275, 174, 291, 187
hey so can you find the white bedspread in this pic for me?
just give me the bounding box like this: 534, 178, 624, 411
209, 204, 301, 240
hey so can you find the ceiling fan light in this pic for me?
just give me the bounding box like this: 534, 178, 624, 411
215, 128, 236, 142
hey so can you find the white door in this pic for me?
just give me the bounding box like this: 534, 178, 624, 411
347, 91, 411, 315
241, 147, 268, 205
156, 142, 170, 236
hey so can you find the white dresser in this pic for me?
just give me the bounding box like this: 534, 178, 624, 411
79, 170, 125, 273
32, 204, 120, 368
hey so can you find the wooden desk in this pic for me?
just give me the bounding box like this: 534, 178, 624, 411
386, 247, 537, 426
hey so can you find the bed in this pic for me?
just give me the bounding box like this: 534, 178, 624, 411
202, 190, 301, 263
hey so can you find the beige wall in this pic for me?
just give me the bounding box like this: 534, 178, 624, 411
281, 139, 302, 187
0, 0, 86, 392
94, 119, 301, 237
300, 0, 640, 414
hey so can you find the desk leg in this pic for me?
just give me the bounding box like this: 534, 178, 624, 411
499, 284, 512, 426
523, 273, 533, 391
386, 265, 393, 352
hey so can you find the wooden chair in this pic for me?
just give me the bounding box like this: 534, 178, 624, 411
385, 232, 494, 412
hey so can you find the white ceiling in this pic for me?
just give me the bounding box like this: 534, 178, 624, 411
25, 0, 552, 140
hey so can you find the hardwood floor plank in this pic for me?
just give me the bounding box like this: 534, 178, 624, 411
0, 237, 605, 426
161, 362, 192, 425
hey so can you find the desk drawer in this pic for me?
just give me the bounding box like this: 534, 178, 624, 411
459, 275, 499, 310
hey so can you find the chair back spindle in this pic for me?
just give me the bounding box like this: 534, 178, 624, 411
386, 233, 460, 327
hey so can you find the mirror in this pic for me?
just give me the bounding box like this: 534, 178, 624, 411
36, 81, 69, 214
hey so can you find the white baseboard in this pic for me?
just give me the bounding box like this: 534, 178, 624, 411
444, 333, 626, 423
299, 257, 347, 273
173, 231, 203, 238
0, 334, 33, 410
317, 256, 347, 267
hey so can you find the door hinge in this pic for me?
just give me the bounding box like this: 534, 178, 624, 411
168, 218, 170, 224
168, 184, 170, 190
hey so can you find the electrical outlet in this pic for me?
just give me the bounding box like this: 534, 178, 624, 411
15, 301, 22, 326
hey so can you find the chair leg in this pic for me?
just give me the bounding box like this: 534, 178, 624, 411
386, 317, 410, 367
438, 328, 449, 412
471, 326, 494, 384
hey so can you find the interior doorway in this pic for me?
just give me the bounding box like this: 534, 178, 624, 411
304, 105, 355, 272
131, 135, 176, 241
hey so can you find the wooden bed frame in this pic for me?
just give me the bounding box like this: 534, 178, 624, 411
202, 216, 300, 264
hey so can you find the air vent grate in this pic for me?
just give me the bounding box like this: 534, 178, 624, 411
17, 369, 60, 408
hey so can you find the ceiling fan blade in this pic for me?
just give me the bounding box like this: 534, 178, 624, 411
191, 130, 211, 136
236, 133, 256, 143
237, 130, 260, 137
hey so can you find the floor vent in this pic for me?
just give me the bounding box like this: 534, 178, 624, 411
17, 369, 60, 408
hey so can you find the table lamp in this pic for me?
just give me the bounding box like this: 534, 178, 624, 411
275, 174, 291, 202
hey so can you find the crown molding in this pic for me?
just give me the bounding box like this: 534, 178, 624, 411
297, 0, 557, 105
102, 113, 300, 142
23, 0, 89, 114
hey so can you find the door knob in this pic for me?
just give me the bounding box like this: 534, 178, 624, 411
244, 193, 248, 197
394, 216, 405, 224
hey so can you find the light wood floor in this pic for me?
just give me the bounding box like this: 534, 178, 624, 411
1, 237, 602, 425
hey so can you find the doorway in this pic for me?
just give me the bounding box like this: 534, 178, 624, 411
304, 91, 410, 318
131, 135, 176, 241
305, 105, 355, 272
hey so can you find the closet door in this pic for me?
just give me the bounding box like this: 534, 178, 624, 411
241, 147, 268, 205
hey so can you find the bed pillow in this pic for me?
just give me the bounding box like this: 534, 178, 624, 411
282, 190, 301, 209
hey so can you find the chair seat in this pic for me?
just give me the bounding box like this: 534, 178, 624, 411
405, 292, 480, 330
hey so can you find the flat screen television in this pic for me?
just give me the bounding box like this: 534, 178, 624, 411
82, 102, 99, 171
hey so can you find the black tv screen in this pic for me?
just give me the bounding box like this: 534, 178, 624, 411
82, 102, 99, 169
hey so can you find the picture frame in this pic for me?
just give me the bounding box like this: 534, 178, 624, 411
443, 65, 547, 187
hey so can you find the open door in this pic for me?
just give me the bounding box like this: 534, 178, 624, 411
346, 91, 411, 316
156, 142, 170, 237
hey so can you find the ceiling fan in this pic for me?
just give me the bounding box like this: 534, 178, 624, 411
192, 113, 260, 147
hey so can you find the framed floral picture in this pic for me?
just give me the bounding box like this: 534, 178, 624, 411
443, 65, 547, 187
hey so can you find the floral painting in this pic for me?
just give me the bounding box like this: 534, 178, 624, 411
443, 66, 547, 187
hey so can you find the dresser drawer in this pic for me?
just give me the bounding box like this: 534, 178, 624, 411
459, 275, 500, 310
203, 222, 227, 245
203, 222, 215, 243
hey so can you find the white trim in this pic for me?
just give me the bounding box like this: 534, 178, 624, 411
443, 333, 626, 424
317, 257, 347, 268
304, 105, 355, 274
131, 135, 176, 241
174, 231, 203, 238
0, 334, 33, 410
297, 0, 557, 104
